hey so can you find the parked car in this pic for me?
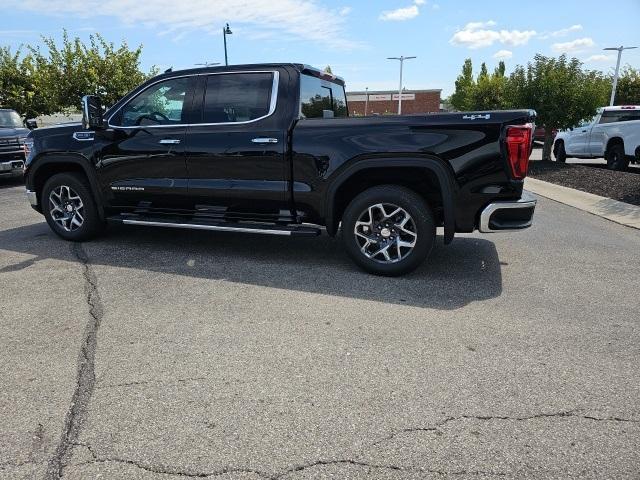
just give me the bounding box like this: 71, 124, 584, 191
553, 106, 640, 170
533, 126, 557, 143
0, 109, 35, 179
23, 63, 537, 276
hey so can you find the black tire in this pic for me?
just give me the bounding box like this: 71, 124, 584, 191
341, 185, 436, 276
42, 172, 104, 241
554, 141, 566, 163
606, 143, 628, 171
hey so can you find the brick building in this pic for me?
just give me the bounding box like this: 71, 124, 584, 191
346, 89, 442, 116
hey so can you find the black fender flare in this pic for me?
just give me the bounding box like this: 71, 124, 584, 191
29, 153, 106, 220
324, 156, 457, 244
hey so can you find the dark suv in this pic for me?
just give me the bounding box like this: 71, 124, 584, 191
0, 109, 29, 179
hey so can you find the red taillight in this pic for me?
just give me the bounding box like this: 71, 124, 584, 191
505, 124, 532, 180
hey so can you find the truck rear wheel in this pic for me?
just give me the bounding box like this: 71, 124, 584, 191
42, 172, 104, 241
341, 185, 436, 276
606, 143, 628, 171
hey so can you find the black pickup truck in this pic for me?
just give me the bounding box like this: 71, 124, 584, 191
0, 108, 30, 178
24, 63, 536, 275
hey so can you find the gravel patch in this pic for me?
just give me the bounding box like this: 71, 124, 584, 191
529, 161, 640, 206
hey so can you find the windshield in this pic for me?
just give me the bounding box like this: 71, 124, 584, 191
0, 110, 22, 128
0, 110, 23, 128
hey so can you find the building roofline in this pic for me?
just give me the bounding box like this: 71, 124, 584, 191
347, 89, 442, 95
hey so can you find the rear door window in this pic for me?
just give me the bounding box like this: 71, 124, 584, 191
201, 72, 274, 124
299, 74, 347, 119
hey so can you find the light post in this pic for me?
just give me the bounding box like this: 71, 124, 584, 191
364, 87, 369, 116
223, 23, 233, 66
387, 56, 416, 115
603, 45, 637, 106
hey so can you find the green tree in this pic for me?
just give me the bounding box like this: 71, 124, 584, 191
614, 66, 640, 105
324, 65, 333, 74
1, 30, 155, 118
507, 54, 609, 160
449, 58, 476, 111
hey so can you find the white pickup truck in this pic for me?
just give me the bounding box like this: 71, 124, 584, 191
553, 106, 640, 170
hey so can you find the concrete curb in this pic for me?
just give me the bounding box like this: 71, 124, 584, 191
525, 177, 640, 230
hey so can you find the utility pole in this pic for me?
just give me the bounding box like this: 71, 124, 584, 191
223, 23, 233, 66
387, 56, 416, 114
364, 87, 369, 116
603, 45, 637, 106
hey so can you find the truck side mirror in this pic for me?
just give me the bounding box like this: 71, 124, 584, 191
25, 118, 38, 130
82, 95, 105, 130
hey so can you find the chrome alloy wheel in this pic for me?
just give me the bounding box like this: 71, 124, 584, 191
354, 203, 417, 263
49, 185, 85, 232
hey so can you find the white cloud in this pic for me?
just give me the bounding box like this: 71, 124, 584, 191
539, 24, 582, 39
379, 4, 419, 21
552, 37, 595, 53
493, 49, 513, 60
6, 0, 361, 49
450, 21, 536, 49
414, 0, 426, 4
339, 6, 352, 16
585, 54, 615, 63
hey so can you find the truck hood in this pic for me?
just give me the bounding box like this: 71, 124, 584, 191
0, 127, 29, 138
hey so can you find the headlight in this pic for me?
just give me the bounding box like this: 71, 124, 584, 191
23, 139, 34, 158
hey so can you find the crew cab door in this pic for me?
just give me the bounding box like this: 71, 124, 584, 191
184, 69, 290, 221
96, 75, 196, 210
564, 119, 592, 156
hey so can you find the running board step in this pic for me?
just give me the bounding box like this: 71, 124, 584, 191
108, 216, 321, 237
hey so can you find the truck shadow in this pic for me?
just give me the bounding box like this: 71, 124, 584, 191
0, 222, 503, 310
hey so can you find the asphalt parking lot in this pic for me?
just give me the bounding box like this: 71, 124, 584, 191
1, 178, 639, 479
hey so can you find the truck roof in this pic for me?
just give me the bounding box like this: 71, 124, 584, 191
601, 105, 640, 111
153, 63, 346, 86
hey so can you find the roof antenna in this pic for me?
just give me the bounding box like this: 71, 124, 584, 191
164, 67, 173, 73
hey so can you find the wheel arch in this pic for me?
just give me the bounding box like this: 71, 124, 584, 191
605, 136, 624, 154
325, 156, 456, 244
29, 153, 105, 220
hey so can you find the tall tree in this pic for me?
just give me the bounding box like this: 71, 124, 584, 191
449, 58, 476, 111
507, 54, 609, 160
614, 66, 640, 105
324, 65, 333, 74
1, 31, 156, 117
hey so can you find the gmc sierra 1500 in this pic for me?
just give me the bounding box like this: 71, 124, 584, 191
23, 63, 537, 275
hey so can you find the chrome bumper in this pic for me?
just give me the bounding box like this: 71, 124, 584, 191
0, 159, 24, 175
26, 189, 38, 206
479, 191, 537, 233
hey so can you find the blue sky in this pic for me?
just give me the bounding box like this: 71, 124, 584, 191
2, 0, 639, 96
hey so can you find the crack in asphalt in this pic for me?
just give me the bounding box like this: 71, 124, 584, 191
371, 410, 639, 447
45, 243, 104, 480
62, 410, 638, 478
95, 376, 207, 390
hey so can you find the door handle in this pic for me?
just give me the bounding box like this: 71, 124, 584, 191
251, 137, 278, 144
581, 130, 587, 133
159, 139, 181, 145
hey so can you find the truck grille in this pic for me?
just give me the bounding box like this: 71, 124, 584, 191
0, 137, 23, 153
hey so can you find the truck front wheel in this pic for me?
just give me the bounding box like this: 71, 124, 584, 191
341, 185, 436, 276
42, 172, 104, 241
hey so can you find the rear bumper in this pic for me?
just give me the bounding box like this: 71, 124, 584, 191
479, 191, 537, 233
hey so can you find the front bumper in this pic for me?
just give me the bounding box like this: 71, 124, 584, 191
479, 191, 537, 233
26, 189, 38, 207
0, 159, 24, 178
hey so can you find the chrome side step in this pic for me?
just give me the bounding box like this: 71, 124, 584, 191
118, 218, 321, 237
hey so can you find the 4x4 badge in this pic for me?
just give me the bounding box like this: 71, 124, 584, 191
462, 114, 491, 120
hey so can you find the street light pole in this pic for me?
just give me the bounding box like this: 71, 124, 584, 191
223, 23, 233, 66
387, 56, 416, 115
364, 87, 369, 116
603, 45, 637, 106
